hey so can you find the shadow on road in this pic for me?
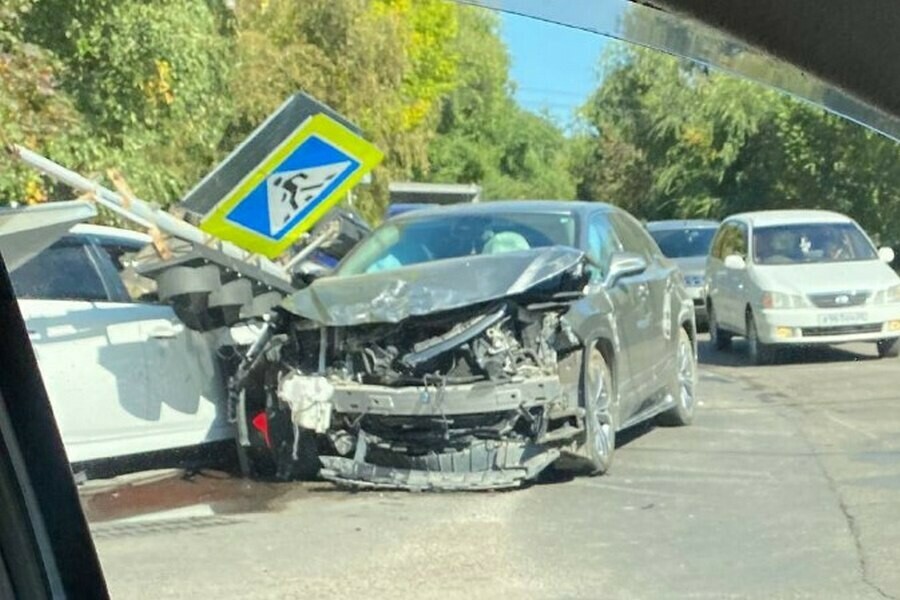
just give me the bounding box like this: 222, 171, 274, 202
698, 338, 877, 368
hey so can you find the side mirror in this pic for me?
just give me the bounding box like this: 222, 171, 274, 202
724, 254, 747, 270
878, 247, 895, 264
605, 252, 648, 287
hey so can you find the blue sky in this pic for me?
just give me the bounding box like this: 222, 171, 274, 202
500, 12, 608, 126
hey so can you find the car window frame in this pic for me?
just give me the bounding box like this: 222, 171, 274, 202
610, 211, 659, 260
10, 234, 121, 304
586, 211, 624, 281
87, 235, 157, 304
81, 235, 134, 304
715, 220, 748, 261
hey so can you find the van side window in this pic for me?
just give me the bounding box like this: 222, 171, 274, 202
711, 228, 726, 259
718, 222, 747, 259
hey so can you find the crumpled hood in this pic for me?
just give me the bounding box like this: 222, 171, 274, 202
752, 260, 900, 295
281, 246, 587, 326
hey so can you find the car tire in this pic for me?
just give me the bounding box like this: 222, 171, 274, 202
877, 338, 900, 358
244, 408, 321, 481
746, 312, 777, 365
238, 445, 277, 479
708, 303, 732, 350
578, 345, 616, 475
658, 329, 697, 426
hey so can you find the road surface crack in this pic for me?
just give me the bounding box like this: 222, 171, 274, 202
771, 396, 896, 600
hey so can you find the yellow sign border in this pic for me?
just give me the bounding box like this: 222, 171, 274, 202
199, 114, 382, 259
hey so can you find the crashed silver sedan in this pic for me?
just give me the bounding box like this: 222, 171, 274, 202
233, 201, 698, 490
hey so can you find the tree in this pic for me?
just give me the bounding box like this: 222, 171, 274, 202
1, 0, 579, 223
426, 6, 576, 200
572, 45, 900, 244
0, 0, 95, 204
228, 0, 460, 221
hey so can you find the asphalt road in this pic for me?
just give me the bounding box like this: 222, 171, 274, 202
87, 337, 900, 599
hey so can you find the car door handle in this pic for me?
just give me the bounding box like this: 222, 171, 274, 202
148, 324, 181, 339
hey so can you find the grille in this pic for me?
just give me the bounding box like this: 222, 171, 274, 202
801, 324, 882, 337
807, 291, 870, 308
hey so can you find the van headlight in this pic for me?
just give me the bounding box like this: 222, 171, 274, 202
887, 284, 900, 303
762, 291, 807, 309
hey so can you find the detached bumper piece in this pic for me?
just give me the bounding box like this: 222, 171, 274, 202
319, 441, 560, 491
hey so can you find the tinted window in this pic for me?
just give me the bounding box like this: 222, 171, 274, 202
649, 227, 717, 258
339, 211, 577, 276
11, 237, 109, 301
95, 239, 158, 302
718, 222, 747, 258
612, 213, 658, 259
710, 227, 726, 259
587, 213, 622, 278
752, 222, 877, 265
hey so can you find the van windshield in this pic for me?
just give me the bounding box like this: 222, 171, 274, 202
752, 223, 878, 265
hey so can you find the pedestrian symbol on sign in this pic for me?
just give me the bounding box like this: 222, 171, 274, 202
196, 108, 383, 259
266, 161, 351, 236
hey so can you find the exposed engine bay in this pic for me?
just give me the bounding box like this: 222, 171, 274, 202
231, 248, 606, 490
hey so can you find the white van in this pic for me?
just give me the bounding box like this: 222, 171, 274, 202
705, 210, 900, 364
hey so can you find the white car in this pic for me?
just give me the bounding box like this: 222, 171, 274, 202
705, 210, 900, 364
10, 223, 233, 464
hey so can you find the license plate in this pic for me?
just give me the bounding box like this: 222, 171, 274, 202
817, 312, 868, 326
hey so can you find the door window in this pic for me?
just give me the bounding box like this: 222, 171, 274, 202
94, 238, 158, 303
10, 237, 110, 301
710, 227, 726, 259
718, 222, 748, 258
611, 212, 658, 259
587, 213, 622, 278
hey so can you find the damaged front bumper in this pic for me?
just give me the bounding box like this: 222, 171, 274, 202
319, 440, 560, 491
284, 373, 577, 491
329, 376, 561, 415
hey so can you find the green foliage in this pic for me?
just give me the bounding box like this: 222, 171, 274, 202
425, 7, 576, 201
0, 0, 96, 204
572, 46, 900, 244
1, 0, 233, 208
226, 0, 461, 221
4, 1, 898, 246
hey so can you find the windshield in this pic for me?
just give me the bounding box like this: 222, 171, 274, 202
338, 211, 577, 275
649, 227, 716, 258
752, 222, 878, 265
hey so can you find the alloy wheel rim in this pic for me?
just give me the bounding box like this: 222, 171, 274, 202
678, 339, 696, 411
591, 357, 613, 461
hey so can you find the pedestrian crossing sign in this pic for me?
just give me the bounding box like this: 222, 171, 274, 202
199, 113, 382, 258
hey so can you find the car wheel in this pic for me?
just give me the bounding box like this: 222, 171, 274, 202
877, 338, 900, 358
579, 346, 616, 475
658, 329, 697, 426
243, 408, 321, 481
708, 303, 732, 350
746, 312, 776, 365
